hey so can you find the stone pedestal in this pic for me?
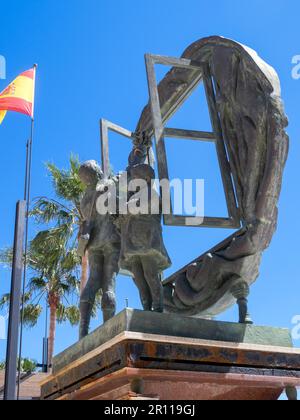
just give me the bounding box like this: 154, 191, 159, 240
40, 309, 300, 400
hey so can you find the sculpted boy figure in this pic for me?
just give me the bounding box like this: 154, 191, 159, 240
78, 160, 120, 339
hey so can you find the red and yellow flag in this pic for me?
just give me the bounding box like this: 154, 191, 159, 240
0, 66, 36, 124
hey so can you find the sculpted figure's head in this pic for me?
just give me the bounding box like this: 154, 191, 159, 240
79, 160, 103, 187
128, 145, 148, 167
128, 164, 155, 184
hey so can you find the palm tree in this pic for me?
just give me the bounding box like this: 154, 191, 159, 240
29, 228, 81, 364
0, 156, 92, 364
0, 156, 105, 364
0, 226, 81, 365
30, 155, 88, 291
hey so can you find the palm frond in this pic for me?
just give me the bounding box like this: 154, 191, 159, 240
0, 291, 33, 312
0, 293, 10, 310
0, 247, 13, 268
22, 304, 43, 328
57, 304, 80, 326
46, 156, 85, 205
30, 198, 74, 226
65, 274, 80, 289
64, 305, 80, 326
61, 249, 80, 272
28, 276, 47, 291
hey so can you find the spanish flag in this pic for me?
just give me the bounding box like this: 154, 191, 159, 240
0, 66, 36, 124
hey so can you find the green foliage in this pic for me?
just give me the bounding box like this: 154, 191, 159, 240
22, 304, 43, 328
30, 198, 74, 226
46, 155, 85, 206
57, 304, 80, 326
0, 293, 10, 310
20, 358, 37, 373
0, 156, 86, 333
0, 155, 102, 349
0, 289, 42, 329
0, 358, 37, 373
0, 247, 13, 268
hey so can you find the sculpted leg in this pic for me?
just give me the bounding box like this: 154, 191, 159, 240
286, 386, 298, 401
79, 252, 104, 339
131, 258, 152, 311
231, 281, 253, 324
142, 257, 164, 313
101, 250, 119, 322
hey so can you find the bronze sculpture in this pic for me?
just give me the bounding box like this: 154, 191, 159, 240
78, 160, 120, 339
79, 36, 289, 332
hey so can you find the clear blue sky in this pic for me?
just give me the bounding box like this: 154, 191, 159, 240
0, 0, 300, 380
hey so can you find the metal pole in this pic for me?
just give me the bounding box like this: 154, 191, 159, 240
23, 139, 30, 201
42, 298, 49, 373
3, 200, 26, 400
42, 338, 49, 373
17, 119, 34, 399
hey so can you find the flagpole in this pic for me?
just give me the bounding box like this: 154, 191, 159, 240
17, 64, 37, 399
3, 201, 26, 400
17, 129, 33, 399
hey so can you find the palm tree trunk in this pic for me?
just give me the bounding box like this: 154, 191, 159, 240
80, 251, 89, 295
48, 293, 59, 367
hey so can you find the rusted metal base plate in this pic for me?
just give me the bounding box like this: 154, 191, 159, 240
41, 327, 300, 400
